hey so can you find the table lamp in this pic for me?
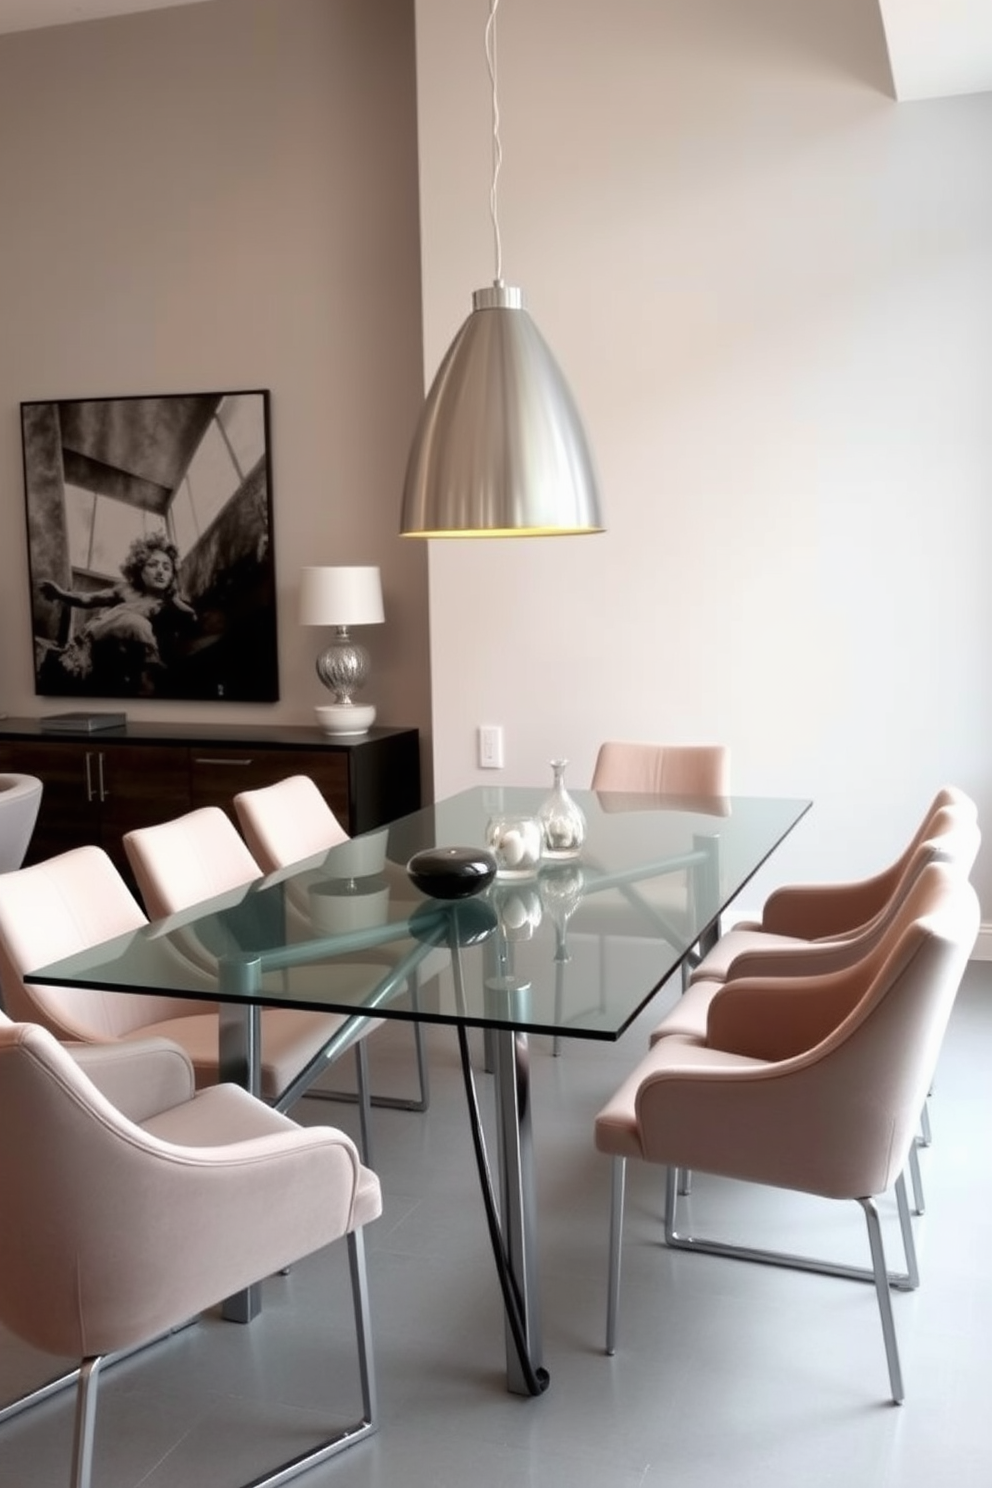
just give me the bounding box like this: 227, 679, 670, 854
299, 565, 385, 736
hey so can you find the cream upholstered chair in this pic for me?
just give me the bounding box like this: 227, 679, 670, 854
0, 773, 43, 872
595, 863, 979, 1403
233, 771, 350, 865
233, 773, 443, 1113
591, 742, 730, 797
588, 742, 731, 1001
0, 1008, 379, 1488
0, 840, 384, 1160
649, 817, 980, 1215
121, 805, 393, 1159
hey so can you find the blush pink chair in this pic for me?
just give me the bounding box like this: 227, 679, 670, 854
0, 839, 384, 1161
233, 771, 350, 866
693, 785, 978, 983
589, 742, 731, 998
653, 810, 981, 1038
595, 862, 979, 1402
648, 816, 980, 1214
591, 742, 730, 797
233, 773, 445, 1114
0, 1008, 380, 1488
120, 805, 392, 1161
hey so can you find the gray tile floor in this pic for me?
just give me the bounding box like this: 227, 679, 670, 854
2, 960, 991, 1488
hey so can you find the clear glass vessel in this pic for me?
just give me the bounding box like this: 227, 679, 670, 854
485, 812, 544, 879
537, 758, 586, 861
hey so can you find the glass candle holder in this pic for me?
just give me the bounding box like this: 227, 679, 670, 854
485, 813, 544, 879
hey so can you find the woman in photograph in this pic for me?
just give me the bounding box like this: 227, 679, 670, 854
38, 532, 197, 697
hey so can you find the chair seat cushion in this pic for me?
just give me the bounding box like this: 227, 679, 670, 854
128, 1003, 385, 1102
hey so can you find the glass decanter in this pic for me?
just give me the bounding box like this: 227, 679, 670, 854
537, 758, 586, 861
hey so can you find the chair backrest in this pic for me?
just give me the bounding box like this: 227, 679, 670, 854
0, 844, 209, 1038
754, 808, 980, 967
0, 773, 43, 872
591, 743, 730, 797
836, 809, 980, 943
233, 774, 349, 873
756, 785, 979, 940
882, 785, 979, 884
638, 865, 979, 1201
123, 805, 263, 918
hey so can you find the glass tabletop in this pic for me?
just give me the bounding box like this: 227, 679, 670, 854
30, 786, 811, 1042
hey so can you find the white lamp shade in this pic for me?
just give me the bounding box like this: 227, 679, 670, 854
299, 566, 385, 627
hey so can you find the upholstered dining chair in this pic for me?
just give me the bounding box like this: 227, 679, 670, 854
0, 773, 43, 872
595, 863, 979, 1403
121, 805, 394, 1160
686, 786, 978, 985
0, 1008, 380, 1488
656, 812, 981, 1033
0, 840, 385, 1162
232, 773, 442, 1115
649, 814, 980, 1215
587, 742, 731, 1002
233, 771, 350, 865
591, 742, 730, 797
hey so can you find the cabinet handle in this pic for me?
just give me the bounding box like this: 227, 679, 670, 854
192, 757, 254, 766
84, 752, 95, 803
97, 752, 107, 802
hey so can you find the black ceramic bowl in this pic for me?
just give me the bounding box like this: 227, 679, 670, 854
406, 846, 498, 900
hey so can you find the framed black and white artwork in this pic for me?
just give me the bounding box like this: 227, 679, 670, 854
21, 389, 279, 703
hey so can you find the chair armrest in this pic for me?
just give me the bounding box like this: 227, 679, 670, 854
68, 1038, 195, 1122
705, 964, 867, 1061
758, 867, 898, 939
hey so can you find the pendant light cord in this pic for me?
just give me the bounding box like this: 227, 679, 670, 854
485, 0, 504, 284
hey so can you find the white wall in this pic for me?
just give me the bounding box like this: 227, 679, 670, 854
414, 0, 992, 919
0, 0, 434, 784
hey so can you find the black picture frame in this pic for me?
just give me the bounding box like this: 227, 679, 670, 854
21, 389, 279, 703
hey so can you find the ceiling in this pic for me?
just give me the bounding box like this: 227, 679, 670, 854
0, 0, 988, 101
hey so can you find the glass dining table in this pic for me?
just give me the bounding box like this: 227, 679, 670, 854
29, 785, 811, 1397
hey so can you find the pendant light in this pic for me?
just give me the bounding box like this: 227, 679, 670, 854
400, 0, 604, 539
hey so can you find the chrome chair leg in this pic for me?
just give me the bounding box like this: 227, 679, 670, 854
919, 1097, 933, 1147
244, 1228, 380, 1487
70, 1356, 104, 1488
894, 1171, 920, 1289
347, 1228, 379, 1434
661, 1166, 916, 1402
907, 1139, 925, 1216
859, 1197, 904, 1404
355, 1040, 373, 1170
605, 1156, 626, 1354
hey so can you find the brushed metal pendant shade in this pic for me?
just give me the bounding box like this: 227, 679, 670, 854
400, 282, 603, 538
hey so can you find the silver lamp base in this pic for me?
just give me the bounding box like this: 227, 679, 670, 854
314, 628, 375, 735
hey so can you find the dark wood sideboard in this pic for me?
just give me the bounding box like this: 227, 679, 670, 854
0, 718, 421, 882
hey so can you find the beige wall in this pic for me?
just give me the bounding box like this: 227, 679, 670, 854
0, 0, 433, 788
414, 0, 992, 916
